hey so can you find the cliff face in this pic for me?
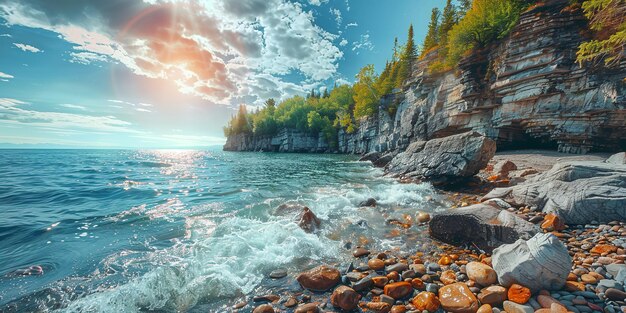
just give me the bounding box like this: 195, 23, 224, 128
224, 0, 625, 154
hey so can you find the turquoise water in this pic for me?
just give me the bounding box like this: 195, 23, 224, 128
0, 149, 448, 312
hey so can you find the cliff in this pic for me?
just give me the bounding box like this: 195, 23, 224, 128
224, 0, 625, 154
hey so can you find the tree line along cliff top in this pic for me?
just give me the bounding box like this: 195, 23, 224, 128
223, 0, 625, 149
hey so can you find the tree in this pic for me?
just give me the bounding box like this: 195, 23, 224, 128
353, 64, 380, 118
394, 24, 417, 88
265, 98, 276, 115
576, 0, 626, 67
446, 0, 525, 66
439, 0, 457, 52
322, 88, 330, 98
423, 8, 441, 54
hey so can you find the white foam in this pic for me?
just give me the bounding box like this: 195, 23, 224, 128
62, 217, 338, 313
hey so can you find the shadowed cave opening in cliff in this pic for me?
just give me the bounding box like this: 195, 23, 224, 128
495, 126, 559, 151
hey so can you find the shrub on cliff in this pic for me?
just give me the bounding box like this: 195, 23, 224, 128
576, 0, 626, 67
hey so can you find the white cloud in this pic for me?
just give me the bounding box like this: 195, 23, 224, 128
308, 0, 329, 5
345, 0, 350, 11
0, 0, 344, 107
13, 43, 42, 53
0, 98, 136, 134
59, 103, 87, 110
339, 39, 348, 46
352, 33, 374, 55
136, 108, 151, 113
0, 34, 11, 37
138, 103, 153, 107
0, 98, 26, 107
69, 51, 109, 64
346, 22, 358, 28
330, 8, 342, 26
0, 71, 14, 79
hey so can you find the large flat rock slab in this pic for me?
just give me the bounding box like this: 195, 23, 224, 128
483, 157, 626, 224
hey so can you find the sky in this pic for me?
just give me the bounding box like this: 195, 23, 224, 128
0, 0, 443, 148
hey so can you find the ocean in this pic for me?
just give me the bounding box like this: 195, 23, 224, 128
0, 149, 449, 312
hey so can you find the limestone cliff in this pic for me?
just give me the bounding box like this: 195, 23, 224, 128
224, 0, 625, 154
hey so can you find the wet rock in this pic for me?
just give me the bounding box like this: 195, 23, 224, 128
429, 203, 540, 251
494, 160, 517, 179
352, 275, 373, 292
483, 161, 626, 224
412, 291, 441, 312
368, 258, 385, 271
372, 276, 389, 288
360, 152, 382, 163
477, 304, 492, 313
284, 297, 298, 308
253, 304, 275, 313
590, 244, 618, 254
492, 233, 571, 292
294, 303, 320, 313
386, 262, 408, 273
364, 301, 393, 313
541, 213, 565, 232
353, 247, 370, 258
330, 285, 361, 311
384, 281, 413, 299
386, 131, 496, 185
503, 300, 534, 313
605, 288, 626, 301
269, 269, 287, 279
438, 283, 479, 313
296, 265, 341, 291
507, 284, 531, 304
298, 207, 321, 233
359, 197, 377, 207
466, 262, 497, 286
253, 294, 280, 303
390, 304, 407, 313
440, 270, 457, 285
477, 285, 507, 305
416, 212, 431, 223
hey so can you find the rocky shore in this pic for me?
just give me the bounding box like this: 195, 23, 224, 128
233, 147, 626, 313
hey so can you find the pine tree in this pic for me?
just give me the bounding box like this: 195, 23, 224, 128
394, 24, 417, 88
423, 8, 440, 53
439, 0, 456, 55
404, 24, 417, 60
322, 88, 330, 98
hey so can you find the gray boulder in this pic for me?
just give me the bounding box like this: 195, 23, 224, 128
428, 202, 540, 252
607, 152, 626, 165
492, 233, 571, 292
483, 160, 626, 224
386, 131, 496, 184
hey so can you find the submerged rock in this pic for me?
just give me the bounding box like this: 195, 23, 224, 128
386, 131, 496, 185
359, 198, 377, 207
483, 160, 626, 224
428, 203, 540, 251
492, 233, 571, 292
298, 207, 321, 233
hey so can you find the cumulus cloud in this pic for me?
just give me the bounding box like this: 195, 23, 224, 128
13, 42, 42, 53
0, 0, 344, 107
339, 39, 348, 46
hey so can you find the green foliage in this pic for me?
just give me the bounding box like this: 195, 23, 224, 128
445, 0, 525, 66
423, 8, 441, 53
438, 0, 457, 55
577, 0, 626, 67
353, 64, 380, 118
223, 104, 252, 136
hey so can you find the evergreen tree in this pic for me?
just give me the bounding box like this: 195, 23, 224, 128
423, 8, 441, 53
322, 88, 330, 98
577, 0, 626, 67
439, 0, 457, 54
265, 98, 276, 115
394, 24, 417, 88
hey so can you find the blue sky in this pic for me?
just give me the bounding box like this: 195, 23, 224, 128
0, 0, 443, 148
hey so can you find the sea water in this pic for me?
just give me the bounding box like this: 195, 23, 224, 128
0, 149, 449, 312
